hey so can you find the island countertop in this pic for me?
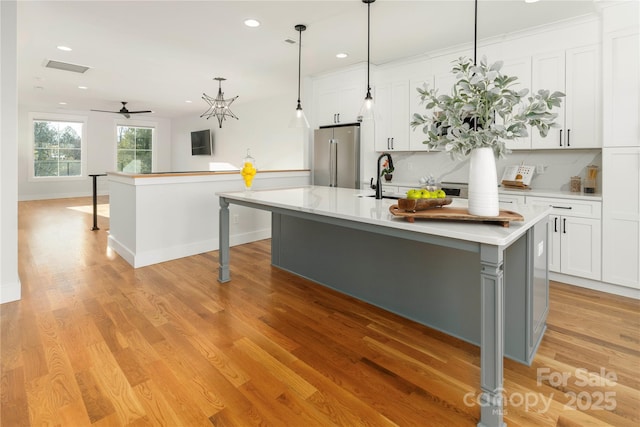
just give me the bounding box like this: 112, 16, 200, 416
217, 185, 551, 248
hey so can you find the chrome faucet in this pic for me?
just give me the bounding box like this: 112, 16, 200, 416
375, 153, 394, 199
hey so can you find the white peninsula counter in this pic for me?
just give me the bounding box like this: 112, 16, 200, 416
107, 170, 310, 267
217, 185, 551, 427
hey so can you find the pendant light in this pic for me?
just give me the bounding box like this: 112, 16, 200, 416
358, 0, 375, 122
201, 77, 239, 128
290, 24, 310, 128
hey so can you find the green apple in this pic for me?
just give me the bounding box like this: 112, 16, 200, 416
420, 189, 431, 199
406, 189, 420, 199
436, 189, 447, 198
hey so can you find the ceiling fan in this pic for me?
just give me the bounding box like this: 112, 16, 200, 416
91, 101, 152, 119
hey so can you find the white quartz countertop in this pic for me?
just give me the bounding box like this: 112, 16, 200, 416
217, 186, 551, 248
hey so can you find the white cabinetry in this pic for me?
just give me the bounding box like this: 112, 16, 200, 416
314, 67, 365, 127
527, 197, 601, 280
531, 45, 601, 149
603, 28, 639, 148
602, 148, 640, 289
375, 80, 410, 151
501, 56, 532, 151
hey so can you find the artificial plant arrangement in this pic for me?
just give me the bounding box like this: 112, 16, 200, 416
410, 56, 564, 159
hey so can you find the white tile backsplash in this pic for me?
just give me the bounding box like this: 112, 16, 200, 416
385, 149, 602, 193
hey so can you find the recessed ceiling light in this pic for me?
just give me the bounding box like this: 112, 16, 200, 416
185, 100, 192, 103
244, 19, 260, 28
59, 102, 67, 105
524, 0, 539, 3
336, 53, 348, 59
57, 45, 72, 51
78, 85, 88, 90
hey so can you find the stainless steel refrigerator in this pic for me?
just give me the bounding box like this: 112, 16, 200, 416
313, 123, 360, 189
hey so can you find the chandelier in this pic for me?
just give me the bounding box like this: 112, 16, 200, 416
201, 77, 239, 128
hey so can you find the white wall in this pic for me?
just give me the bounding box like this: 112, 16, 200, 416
1, 0, 21, 303
171, 92, 307, 172
17, 107, 172, 200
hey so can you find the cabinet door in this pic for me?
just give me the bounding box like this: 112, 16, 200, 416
338, 84, 362, 124
565, 45, 601, 148
548, 215, 562, 273
602, 148, 640, 288
561, 216, 602, 280
409, 77, 436, 151
390, 80, 410, 151
501, 56, 532, 150
317, 89, 340, 126
604, 28, 640, 147
374, 83, 392, 151
374, 81, 409, 151
531, 51, 566, 149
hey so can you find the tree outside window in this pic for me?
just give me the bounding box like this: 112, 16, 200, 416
117, 126, 153, 173
33, 120, 83, 177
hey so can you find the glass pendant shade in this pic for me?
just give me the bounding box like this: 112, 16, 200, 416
290, 102, 310, 128
359, 91, 375, 122
290, 24, 310, 129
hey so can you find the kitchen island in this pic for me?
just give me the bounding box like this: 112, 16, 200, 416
217, 186, 550, 427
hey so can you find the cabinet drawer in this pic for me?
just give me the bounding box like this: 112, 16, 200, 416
527, 197, 601, 219
499, 195, 526, 205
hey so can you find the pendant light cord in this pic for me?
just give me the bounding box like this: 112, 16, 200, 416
367, 1, 371, 93
297, 27, 302, 104
473, 0, 478, 65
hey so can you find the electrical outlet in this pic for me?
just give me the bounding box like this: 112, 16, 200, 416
536, 164, 546, 174
233, 214, 239, 224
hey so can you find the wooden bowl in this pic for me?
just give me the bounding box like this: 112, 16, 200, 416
397, 197, 452, 212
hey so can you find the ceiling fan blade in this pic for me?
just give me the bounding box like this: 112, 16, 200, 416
127, 110, 153, 114
90, 109, 120, 113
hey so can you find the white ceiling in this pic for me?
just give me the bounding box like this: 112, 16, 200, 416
17, 0, 601, 119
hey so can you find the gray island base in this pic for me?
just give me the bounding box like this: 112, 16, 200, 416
217, 186, 550, 427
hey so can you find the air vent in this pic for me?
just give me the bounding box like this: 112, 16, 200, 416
45, 60, 90, 74
284, 38, 296, 44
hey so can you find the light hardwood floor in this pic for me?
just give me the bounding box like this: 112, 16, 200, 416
1, 196, 638, 426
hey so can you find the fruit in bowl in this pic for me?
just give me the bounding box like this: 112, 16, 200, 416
398, 188, 451, 212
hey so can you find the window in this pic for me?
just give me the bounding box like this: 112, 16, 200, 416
116, 125, 154, 173
31, 117, 85, 178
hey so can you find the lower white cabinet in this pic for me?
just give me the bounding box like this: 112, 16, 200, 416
528, 197, 602, 280
602, 148, 640, 289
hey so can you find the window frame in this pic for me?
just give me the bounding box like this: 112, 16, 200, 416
28, 112, 88, 182
114, 119, 157, 174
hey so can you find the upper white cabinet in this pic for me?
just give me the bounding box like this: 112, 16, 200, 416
603, 28, 639, 148
314, 67, 365, 127
531, 45, 601, 149
500, 56, 533, 151
374, 80, 410, 151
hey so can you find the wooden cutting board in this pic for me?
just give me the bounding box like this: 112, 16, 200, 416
389, 205, 524, 227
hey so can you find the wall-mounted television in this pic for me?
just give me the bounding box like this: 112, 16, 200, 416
191, 129, 212, 155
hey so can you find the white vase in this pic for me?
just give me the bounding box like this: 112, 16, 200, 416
468, 147, 499, 217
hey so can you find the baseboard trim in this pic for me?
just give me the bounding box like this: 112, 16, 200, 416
550, 272, 640, 299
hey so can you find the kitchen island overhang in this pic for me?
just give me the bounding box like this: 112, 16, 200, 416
217, 186, 551, 427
